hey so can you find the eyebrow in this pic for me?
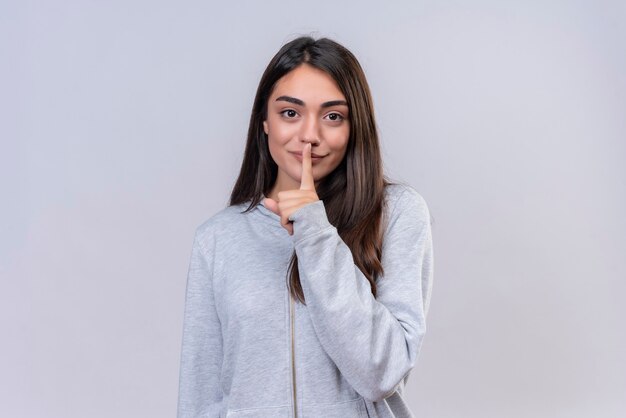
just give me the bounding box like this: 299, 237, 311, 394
275, 95, 348, 108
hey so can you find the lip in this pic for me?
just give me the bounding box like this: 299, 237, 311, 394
290, 151, 326, 158
290, 151, 325, 164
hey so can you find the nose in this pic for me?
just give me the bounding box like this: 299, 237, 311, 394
300, 115, 321, 145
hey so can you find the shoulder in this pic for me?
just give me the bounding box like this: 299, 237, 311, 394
384, 182, 430, 218
193, 202, 250, 250
383, 182, 432, 230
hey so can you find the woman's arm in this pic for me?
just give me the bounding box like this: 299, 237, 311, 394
177, 230, 223, 417
289, 187, 434, 402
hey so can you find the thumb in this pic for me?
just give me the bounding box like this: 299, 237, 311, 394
262, 197, 280, 216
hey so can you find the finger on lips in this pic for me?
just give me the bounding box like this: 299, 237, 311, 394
266, 143, 320, 235
300, 143, 315, 191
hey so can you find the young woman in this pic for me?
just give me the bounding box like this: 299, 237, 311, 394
177, 36, 434, 418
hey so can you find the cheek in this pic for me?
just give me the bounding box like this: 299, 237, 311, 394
267, 121, 297, 147
266, 122, 287, 155
266, 139, 284, 166
326, 127, 350, 154
266, 128, 293, 166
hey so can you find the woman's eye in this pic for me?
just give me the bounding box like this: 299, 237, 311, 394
281, 109, 298, 118
325, 112, 344, 122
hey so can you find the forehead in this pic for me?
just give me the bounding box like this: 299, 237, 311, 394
271, 64, 345, 100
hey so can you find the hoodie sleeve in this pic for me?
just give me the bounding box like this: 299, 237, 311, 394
288, 187, 434, 402
177, 229, 223, 417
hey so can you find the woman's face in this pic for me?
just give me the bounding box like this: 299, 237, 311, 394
263, 64, 350, 192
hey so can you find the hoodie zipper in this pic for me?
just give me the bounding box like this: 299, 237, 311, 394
290, 294, 297, 418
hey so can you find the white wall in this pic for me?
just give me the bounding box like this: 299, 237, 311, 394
2, 0, 625, 417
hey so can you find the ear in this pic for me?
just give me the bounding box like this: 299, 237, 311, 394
263, 120, 269, 135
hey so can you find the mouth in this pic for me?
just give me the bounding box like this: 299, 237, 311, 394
290, 151, 326, 164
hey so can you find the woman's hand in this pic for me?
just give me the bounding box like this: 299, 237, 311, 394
263, 143, 319, 235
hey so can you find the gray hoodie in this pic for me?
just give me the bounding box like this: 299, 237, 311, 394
177, 183, 434, 418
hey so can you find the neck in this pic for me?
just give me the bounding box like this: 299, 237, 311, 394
267, 173, 320, 201
267, 173, 300, 201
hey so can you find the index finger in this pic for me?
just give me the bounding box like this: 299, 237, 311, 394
299, 142, 315, 191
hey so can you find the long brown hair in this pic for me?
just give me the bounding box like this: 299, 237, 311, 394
229, 36, 395, 304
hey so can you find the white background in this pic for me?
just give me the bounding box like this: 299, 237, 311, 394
2, 1, 625, 417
